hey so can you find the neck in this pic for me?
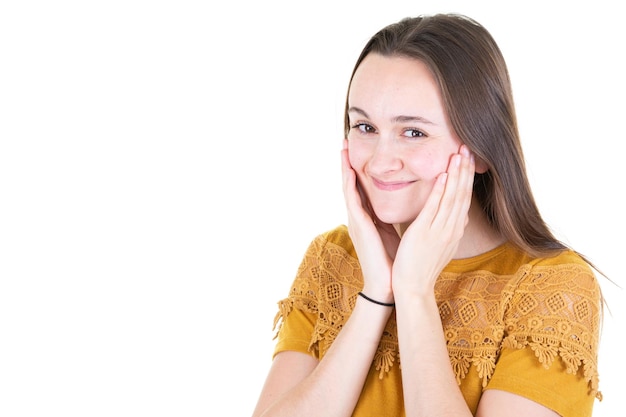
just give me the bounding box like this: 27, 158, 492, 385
454, 198, 505, 259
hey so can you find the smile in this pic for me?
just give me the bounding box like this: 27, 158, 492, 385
372, 178, 415, 191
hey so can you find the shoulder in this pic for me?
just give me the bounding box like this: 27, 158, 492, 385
523, 249, 599, 292
294, 225, 359, 285
504, 248, 602, 314
531, 248, 592, 269
307, 224, 356, 259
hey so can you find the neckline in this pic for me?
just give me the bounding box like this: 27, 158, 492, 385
446, 241, 513, 268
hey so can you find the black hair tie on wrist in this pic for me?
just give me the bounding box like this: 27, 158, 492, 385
358, 291, 395, 307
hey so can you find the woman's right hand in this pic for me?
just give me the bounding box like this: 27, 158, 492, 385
341, 139, 397, 304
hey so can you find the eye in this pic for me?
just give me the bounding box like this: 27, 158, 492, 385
351, 123, 376, 134
403, 129, 426, 138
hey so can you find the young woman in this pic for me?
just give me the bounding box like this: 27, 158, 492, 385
252, 13, 602, 417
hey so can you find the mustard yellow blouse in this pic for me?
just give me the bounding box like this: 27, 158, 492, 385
273, 225, 602, 417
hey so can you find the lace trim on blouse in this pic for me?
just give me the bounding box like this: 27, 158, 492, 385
273, 237, 602, 400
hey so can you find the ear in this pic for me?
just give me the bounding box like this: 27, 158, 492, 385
474, 156, 489, 174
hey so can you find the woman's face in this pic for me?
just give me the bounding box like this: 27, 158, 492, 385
347, 53, 463, 229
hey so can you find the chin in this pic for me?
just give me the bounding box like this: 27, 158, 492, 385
373, 209, 416, 227
369, 196, 421, 226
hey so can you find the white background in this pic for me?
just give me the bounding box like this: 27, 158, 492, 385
1, 0, 624, 416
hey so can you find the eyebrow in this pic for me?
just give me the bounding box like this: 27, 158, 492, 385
348, 106, 435, 125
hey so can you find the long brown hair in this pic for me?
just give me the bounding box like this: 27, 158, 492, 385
344, 14, 567, 258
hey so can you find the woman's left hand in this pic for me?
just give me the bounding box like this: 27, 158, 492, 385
391, 145, 475, 298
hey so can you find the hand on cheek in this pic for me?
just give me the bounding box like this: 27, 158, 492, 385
391, 145, 475, 297
341, 138, 395, 303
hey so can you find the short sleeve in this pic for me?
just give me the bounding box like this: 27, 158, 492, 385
486, 346, 594, 417
273, 306, 319, 359
271, 234, 325, 358
491, 255, 602, 416
271, 226, 362, 360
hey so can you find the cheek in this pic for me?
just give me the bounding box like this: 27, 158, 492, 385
405, 148, 453, 178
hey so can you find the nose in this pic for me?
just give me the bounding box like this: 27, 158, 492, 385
367, 137, 403, 176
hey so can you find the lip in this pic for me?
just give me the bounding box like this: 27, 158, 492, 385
372, 177, 415, 191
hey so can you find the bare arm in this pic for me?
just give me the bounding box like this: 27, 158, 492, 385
251, 141, 399, 416
391, 147, 474, 416
477, 390, 561, 417
251, 298, 392, 417
395, 294, 471, 416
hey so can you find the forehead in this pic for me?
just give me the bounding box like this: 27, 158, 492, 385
348, 53, 446, 121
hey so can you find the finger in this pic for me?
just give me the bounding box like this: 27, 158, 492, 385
428, 151, 462, 231
456, 146, 475, 218
414, 171, 448, 229
341, 140, 355, 196
450, 146, 475, 220
341, 140, 369, 221
340, 139, 350, 184
436, 146, 475, 233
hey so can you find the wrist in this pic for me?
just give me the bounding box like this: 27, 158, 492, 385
393, 290, 437, 309
358, 291, 395, 307
359, 285, 394, 306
